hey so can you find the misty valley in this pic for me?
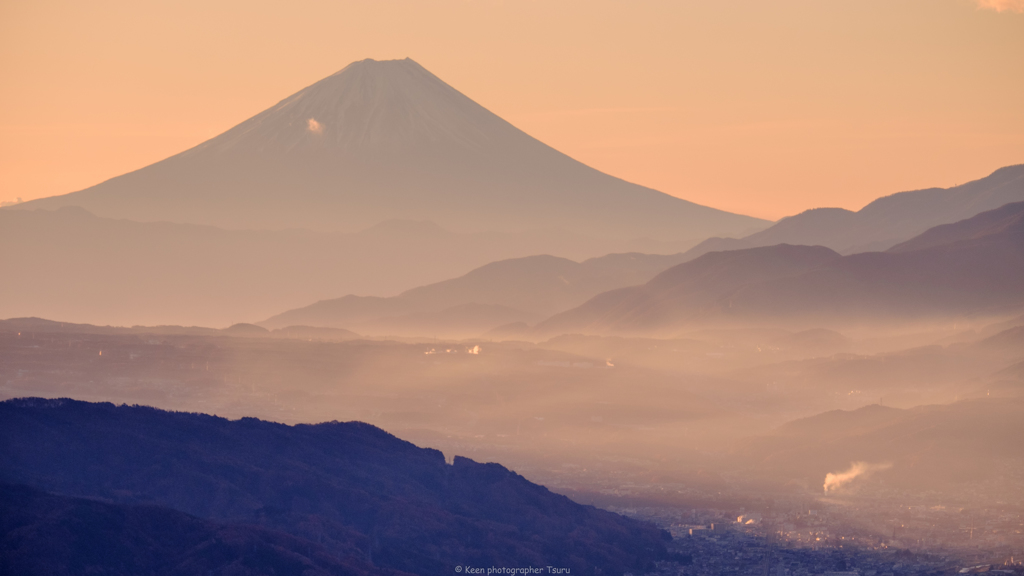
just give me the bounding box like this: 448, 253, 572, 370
2, 57, 1024, 576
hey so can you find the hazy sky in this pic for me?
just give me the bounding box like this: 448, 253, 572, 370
1, 0, 1022, 220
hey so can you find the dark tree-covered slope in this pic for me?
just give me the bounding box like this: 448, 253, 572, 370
0, 483, 398, 576
0, 398, 670, 576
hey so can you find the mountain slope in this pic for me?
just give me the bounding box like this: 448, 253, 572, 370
682, 164, 1024, 257
536, 202, 1024, 335
260, 252, 693, 335
534, 245, 841, 336
0, 398, 670, 576
10, 58, 766, 242
734, 398, 1024, 493
886, 199, 1024, 253
716, 201, 1024, 321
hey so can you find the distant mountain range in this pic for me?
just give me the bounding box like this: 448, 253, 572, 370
683, 164, 1024, 257
0, 316, 361, 342
0, 398, 671, 576
2, 57, 1019, 332
260, 252, 694, 337
255, 167, 1024, 339
8, 58, 765, 243
0, 57, 772, 327
532, 201, 1024, 335
0, 207, 694, 327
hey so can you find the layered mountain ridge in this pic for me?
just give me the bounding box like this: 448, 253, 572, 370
684, 164, 1024, 257
532, 201, 1024, 335
260, 252, 695, 337
0, 207, 696, 327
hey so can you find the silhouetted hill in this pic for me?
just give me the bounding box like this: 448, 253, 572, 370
682, 164, 1024, 257
0, 398, 670, 576
10, 58, 765, 242
734, 398, 1024, 493
223, 323, 269, 335
0, 483, 395, 576
745, 404, 907, 451
537, 202, 1024, 335
261, 252, 693, 337
534, 245, 841, 336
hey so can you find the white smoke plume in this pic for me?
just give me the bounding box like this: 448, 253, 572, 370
823, 462, 892, 492
974, 0, 1024, 12
307, 118, 324, 134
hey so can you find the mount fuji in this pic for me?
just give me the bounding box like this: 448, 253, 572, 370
13, 58, 767, 241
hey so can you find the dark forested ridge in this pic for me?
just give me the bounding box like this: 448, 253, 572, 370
0, 398, 670, 576
0, 483, 400, 576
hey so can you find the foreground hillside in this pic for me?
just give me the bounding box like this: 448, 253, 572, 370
0, 484, 397, 576
0, 398, 671, 576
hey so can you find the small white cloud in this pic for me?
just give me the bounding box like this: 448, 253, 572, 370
974, 0, 1024, 12
307, 118, 324, 134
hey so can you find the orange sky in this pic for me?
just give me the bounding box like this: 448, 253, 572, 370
1, 0, 1022, 220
